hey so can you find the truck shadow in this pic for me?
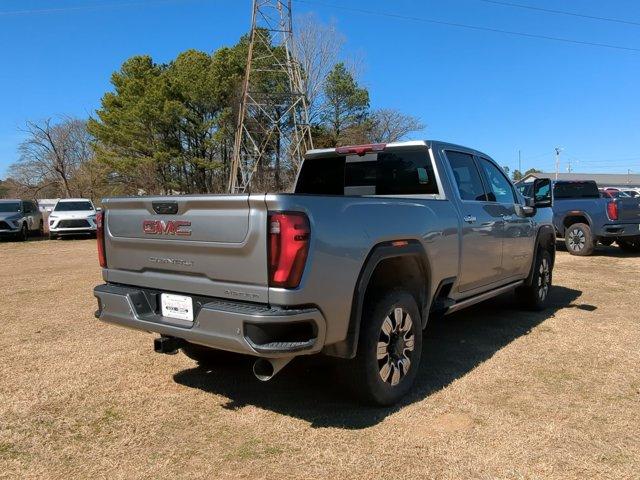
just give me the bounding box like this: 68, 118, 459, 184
173, 285, 586, 429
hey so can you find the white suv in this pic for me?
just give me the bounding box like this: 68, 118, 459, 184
48, 198, 98, 239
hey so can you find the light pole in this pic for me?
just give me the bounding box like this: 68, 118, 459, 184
555, 147, 562, 180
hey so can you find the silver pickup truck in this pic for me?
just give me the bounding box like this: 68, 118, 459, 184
94, 140, 555, 405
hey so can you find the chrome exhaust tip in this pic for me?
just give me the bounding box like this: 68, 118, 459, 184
252, 357, 292, 381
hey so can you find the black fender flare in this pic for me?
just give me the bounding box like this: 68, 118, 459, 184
322, 240, 431, 359
559, 211, 592, 236
525, 225, 556, 286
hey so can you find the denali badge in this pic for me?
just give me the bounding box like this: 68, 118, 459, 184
143, 219, 192, 236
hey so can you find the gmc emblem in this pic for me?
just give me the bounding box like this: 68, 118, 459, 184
143, 220, 192, 236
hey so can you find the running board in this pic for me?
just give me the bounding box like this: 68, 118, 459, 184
445, 281, 524, 315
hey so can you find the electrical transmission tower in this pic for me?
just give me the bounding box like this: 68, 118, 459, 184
228, 0, 313, 193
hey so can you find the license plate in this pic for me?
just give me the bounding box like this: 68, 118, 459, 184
160, 293, 194, 322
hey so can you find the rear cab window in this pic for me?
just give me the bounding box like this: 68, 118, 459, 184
553, 181, 600, 199
295, 147, 440, 196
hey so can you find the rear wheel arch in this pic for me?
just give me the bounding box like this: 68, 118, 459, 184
561, 212, 591, 234
323, 240, 431, 359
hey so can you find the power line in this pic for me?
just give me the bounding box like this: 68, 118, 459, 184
293, 0, 640, 53
479, 0, 640, 28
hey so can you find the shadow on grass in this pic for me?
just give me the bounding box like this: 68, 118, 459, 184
173, 285, 587, 429
556, 240, 639, 258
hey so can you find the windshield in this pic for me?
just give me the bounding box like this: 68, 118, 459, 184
54, 201, 94, 212
0, 202, 21, 213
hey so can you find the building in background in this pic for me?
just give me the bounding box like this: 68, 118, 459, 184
520, 172, 640, 190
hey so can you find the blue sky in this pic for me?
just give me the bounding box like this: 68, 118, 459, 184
1, 0, 639, 178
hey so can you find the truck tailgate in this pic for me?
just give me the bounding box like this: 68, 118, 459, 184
101, 194, 270, 302
616, 197, 640, 223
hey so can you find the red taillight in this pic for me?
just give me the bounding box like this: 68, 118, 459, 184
268, 212, 310, 289
335, 143, 386, 156
607, 201, 618, 221
96, 210, 107, 268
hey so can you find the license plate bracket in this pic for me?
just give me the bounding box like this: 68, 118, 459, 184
160, 293, 194, 322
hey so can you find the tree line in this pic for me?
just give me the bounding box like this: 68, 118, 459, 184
3, 17, 423, 200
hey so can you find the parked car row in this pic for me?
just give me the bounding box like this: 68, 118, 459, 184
0, 198, 99, 241
516, 180, 640, 255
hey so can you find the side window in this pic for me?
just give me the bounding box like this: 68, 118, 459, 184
376, 149, 438, 195
446, 151, 487, 201
478, 158, 516, 204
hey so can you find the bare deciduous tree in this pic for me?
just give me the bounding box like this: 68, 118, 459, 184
294, 14, 345, 122
367, 109, 425, 143
10, 118, 92, 198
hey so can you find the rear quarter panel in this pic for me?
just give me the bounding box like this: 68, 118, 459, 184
265, 194, 459, 345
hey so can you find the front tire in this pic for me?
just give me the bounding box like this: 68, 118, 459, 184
564, 223, 594, 256
347, 290, 423, 406
18, 223, 28, 242
516, 249, 552, 310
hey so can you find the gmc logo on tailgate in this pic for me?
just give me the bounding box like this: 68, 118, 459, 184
143, 220, 192, 236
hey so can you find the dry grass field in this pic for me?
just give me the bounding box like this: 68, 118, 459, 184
0, 238, 638, 479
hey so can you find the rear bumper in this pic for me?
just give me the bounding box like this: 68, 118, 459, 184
93, 283, 326, 358
599, 224, 640, 237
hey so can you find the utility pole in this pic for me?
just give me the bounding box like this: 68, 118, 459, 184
554, 147, 562, 180
228, 0, 313, 193
518, 149, 521, 175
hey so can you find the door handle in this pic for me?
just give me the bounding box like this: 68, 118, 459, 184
501, 214, 514, 221
463, 215, 476, 223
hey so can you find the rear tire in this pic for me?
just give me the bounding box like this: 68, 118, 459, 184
181, 342, 247, 367
346, 290, 423, 406
618, 237, 640, 253
564, 223, 594, 256
516, 250, 552, 311
19, 223, 28, 242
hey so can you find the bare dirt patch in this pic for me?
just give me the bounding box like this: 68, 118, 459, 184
0, 239, 639, 479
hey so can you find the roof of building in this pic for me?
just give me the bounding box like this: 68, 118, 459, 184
521, 172, 640, 188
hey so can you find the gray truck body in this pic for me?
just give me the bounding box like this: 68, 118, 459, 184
94, 141, 555, 364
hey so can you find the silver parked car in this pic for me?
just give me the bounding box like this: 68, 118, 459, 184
48, 198, 98, 239
0, 199, 44, 241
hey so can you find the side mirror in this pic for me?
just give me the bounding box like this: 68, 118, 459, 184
533, 178, 552, 208
518, 197, 536, 217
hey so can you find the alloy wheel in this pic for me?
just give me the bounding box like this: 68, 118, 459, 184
537, 257, 550, 301
569, 228, 585, 252
377, 307, 415, 386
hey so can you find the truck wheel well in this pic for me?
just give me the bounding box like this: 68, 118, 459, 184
321, 241, 430, 360
364, 256, 427, 323
525, 226, 556, 286
563, 215, 589, 231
